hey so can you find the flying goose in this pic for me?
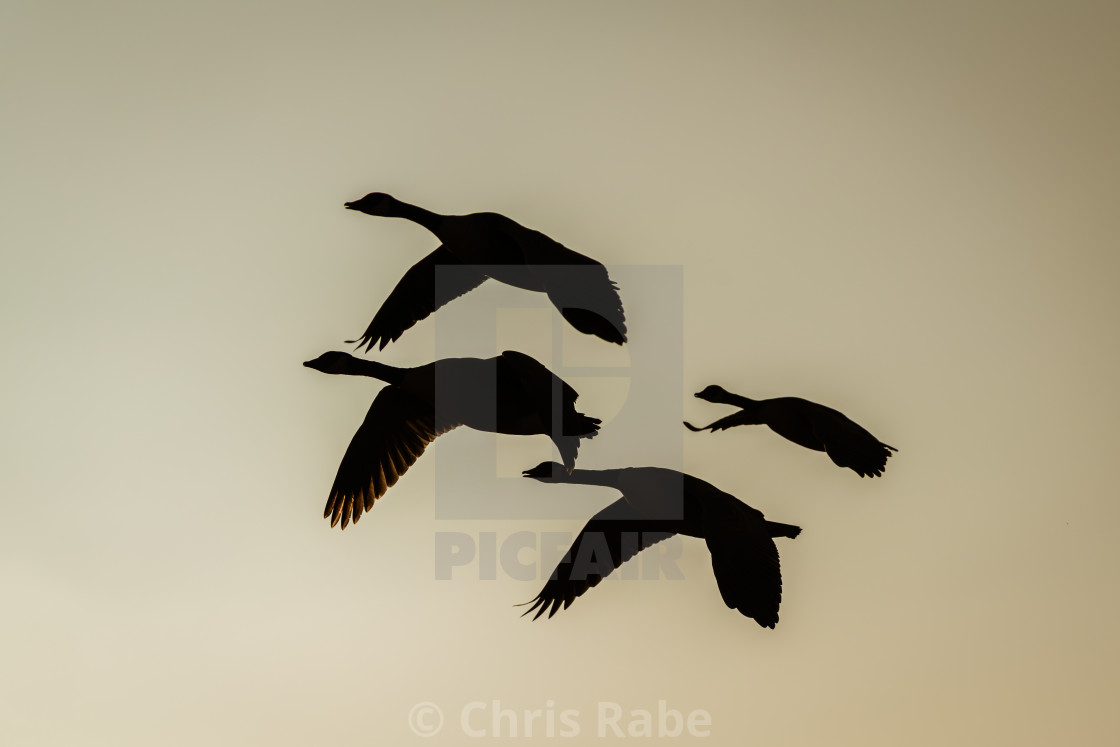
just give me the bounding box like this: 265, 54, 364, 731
520, 462, 801, 628
304, 351, 600, 529
342, 192, 627, 350
685, 385, 898, 477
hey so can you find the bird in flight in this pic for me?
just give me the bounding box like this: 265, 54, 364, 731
343, 192, 627, 350
305, 351, 600, 528
685, 385, 897, 477
520, 462, 801, 628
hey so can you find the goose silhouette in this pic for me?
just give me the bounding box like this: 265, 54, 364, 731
520, 462, 801, 628
685, 385, 897, 477
343, 192, 627, 350
304, 351, 600, 529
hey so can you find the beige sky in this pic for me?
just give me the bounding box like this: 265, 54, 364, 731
3, 1, 1118, 744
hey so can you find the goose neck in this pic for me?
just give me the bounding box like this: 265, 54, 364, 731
565, 469, 622, 488
390, 199, 444, 235
347, 357, 406, 385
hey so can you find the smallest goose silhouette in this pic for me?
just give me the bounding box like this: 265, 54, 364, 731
685, 385, 898, 478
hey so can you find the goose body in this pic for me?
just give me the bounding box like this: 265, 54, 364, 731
343, 192, 627, 350
304, 351, 600, 529
520, 463, 801, 628
685, 385, 897, 477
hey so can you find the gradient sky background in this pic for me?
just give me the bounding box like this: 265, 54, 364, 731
3, 1, 1119, 744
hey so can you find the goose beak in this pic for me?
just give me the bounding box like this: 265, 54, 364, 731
302, 360, 315, 367
343, 201, 356, 210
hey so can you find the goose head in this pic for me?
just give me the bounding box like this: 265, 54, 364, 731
344, 192, 397, 216
522, 462, 569, 482
303, 351, 357, 374
695, 385, 732, 402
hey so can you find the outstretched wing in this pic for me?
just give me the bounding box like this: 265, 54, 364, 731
323, 387, 459, 529
810, 405, 898, 478
497, 350, 600, 469
497, 349, 581, 407
521, 499, 676, 620
701, 496, 787, 629
350, 245, 488, 352
497, 221, 627, 345
706, 532, 784, 629
683, 411, 755, 432
541, 265, 627, 346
